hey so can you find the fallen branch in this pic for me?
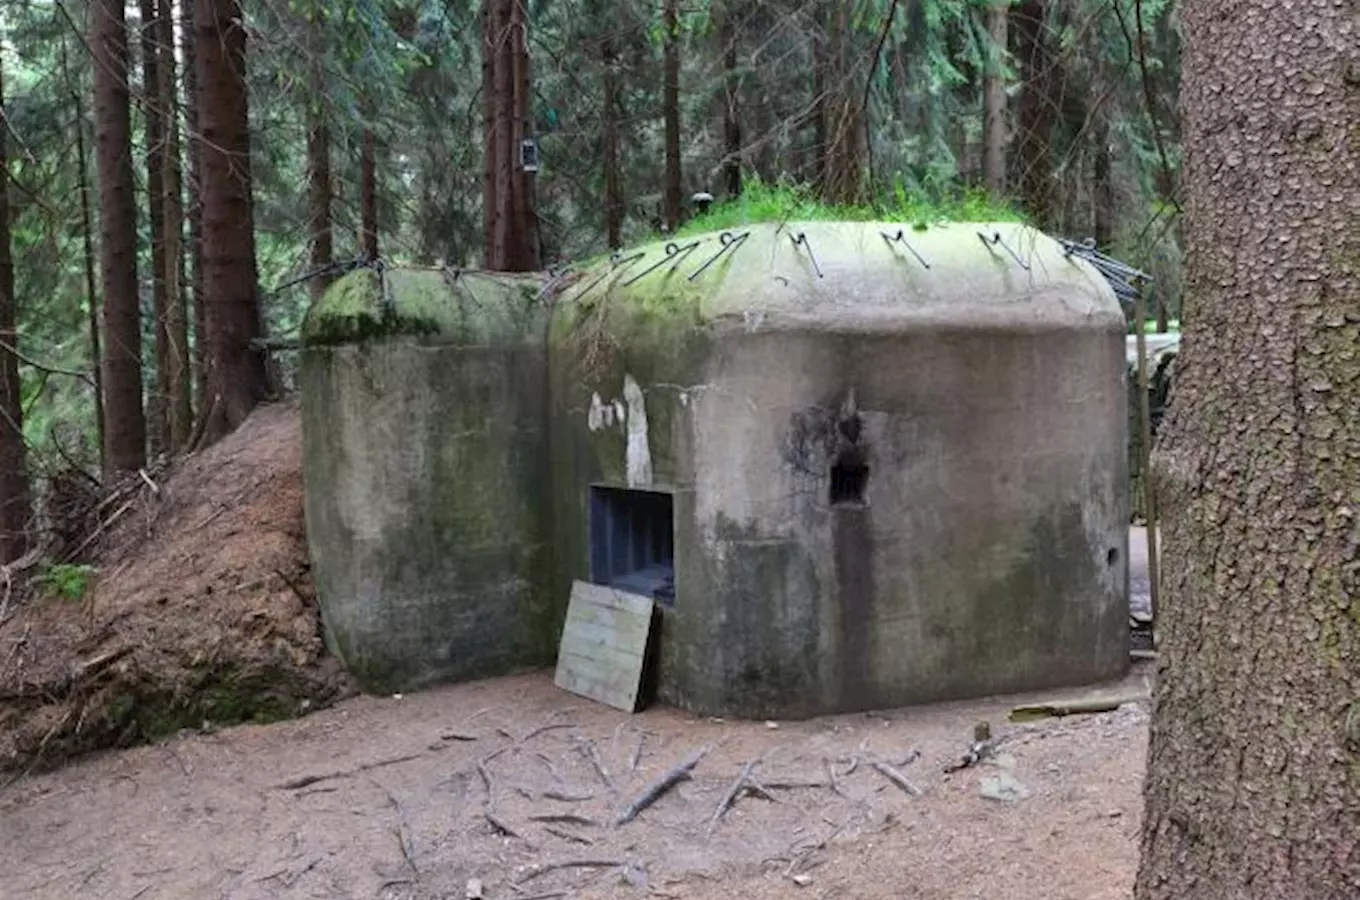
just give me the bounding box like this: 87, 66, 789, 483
541, 788, 594, 803
613, 745, 710, 827
870, 760, 922, 796
628, 732, 645, 770
516, 859, 624, 885
541, 825, 594, 845
1008, 691, 1149, 723
520, 720, 577, 743
575, 737, 612, 788
275, 751, 425, 790
530, 812, 599, 827
709, 758, 761, 833
485, 809, 523, 840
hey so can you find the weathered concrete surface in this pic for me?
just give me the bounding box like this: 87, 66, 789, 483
550, 221, 1130, 718
301, 222, 1130, 715
300, 269, 556, 692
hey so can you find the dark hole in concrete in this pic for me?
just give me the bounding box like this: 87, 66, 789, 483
588, 486, 675, 607
830, 460, 870, 506
1108, 547, 1120, 567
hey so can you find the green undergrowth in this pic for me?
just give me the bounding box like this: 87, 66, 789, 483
674, 177, 1025, 239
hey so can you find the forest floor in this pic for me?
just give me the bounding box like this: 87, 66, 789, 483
0, 662, 1153, 900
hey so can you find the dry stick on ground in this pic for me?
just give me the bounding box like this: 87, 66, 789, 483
542, 825, 594, 845
575, 736, 612, 788
613, 745, 711, 827
520, 720, 577, 743
530, 813, 600, 827
1008, 691, 1149, 722
870, 760, 922, 797
275, 752, 426, 790
541, 788, 594, 803
629, 732, 645, 770
824, 757, 844, 796
709, 758, 761, 834
515, 859, 626, 885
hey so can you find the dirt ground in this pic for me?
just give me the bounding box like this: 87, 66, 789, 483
0, 662, 1152, 900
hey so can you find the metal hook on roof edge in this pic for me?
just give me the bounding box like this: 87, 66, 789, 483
977, 231, 1031, 271
622, 239, 703, 286
789, 232, 824, 278
688, 230, 750, 282
574, 250, 647, 301
880, 229, 931, 269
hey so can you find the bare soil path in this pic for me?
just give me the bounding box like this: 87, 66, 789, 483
0, 664, 1151, 900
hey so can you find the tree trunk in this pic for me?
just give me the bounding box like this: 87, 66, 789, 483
1009, 0, 1054, 228
981, 0, 1007, 196
601, 30, 622, 250
661, 0, 682, 231
157, 0, 190, 451
480, 0, 540, 271
0, 54, 29, 563
719, 3, 742, 199
359, 127, 378, 260
65, 38, 106, 468
183, 0, 205, 421
811, 22, 826, 188
92, 0, 147, 474
139, 0, 169, 456
1093, 115, 1114, 248
1135, 1, 1360, 897
306, 112, 333, 303
193, 0, 268, 444
820, 3, 863, 205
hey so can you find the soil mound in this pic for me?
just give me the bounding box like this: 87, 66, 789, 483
0, 400, 353, 772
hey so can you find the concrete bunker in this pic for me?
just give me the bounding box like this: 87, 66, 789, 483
300, 220, 1130, 718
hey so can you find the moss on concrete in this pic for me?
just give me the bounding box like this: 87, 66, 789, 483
303, 267, 543, 347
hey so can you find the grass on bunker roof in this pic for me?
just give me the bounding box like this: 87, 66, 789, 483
673, 176, 1027, 239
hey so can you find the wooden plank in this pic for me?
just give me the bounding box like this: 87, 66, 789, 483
554, 581, 656, 713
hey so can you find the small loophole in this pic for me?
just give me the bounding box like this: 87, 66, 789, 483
830, 461, 869, 506
1107, 547, 1120, 567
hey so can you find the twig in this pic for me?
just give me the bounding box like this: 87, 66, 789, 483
441, 730, 479, 742
529, 813, 599, 827
575, 737, 612, 788
541, 788, 594, 803
515, 859, 625, 885
275, 751, 425, 790
709, 758, 761, 833
0, 338, 96, 386
613, 745, 710, 827
824, 757, 843, 797
485, 809, 523, 840
136, 469, 160, 495
541, 825, 594, 845
870, 760, 922, 796
1009, 692, 1149, 721
628, 732, 645, 770
520, 720, 577, 743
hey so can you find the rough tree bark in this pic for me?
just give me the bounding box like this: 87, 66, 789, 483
139, 0, 169, 455
0, 54, 29, 563
661, 0, 682, 231
981, 0, 1008, 196
719, 2, 742, 199
64, 38, 106, 466
359, 126, 378, 260
306, 77, 333, 302
183, 0, 206, 420
193, 0, 269, 444
1009, 0, 1055, 228
92, 0, 147, 473
158, 0, 190, 450
480, 0, 539, 271
601, 27, 622, 249
820, 2, 863, 205
1135, 1, 1360, 898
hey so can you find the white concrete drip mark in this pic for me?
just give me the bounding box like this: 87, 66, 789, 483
623, 374, 653, 488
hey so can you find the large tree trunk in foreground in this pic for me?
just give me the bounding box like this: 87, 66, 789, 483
661, 0, 682, 230
158, 0, 191, 451
480, 0, 539, 271
193, 0, 269, 444
820, 3, 863, 205
981, 0, 1007, 196
0, 55, 30, 563
306, 111, 333, 302
1135, 1, 1360, 898
140, 0, 169, 455
92, 0, 147, 474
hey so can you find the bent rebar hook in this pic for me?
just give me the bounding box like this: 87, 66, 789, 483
789, 232, 824, 278
880, 229, 931, 269
977, 231, 1031, 271
575, 249, 646, 300
688, 230, 750, 282
623, 239, 702, 286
